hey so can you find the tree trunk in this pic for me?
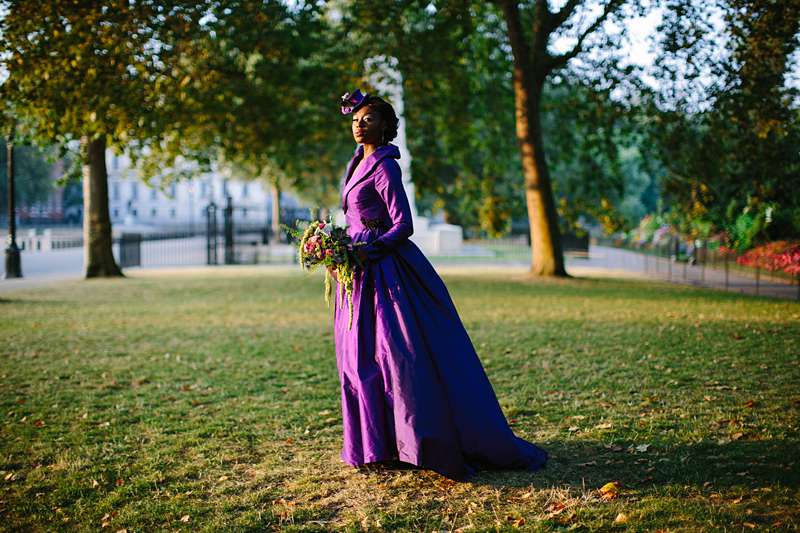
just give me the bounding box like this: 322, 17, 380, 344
518, 84, 567, 276
271, 182, 281, 243
502, 1, 567, 277
82, 135, 123, 278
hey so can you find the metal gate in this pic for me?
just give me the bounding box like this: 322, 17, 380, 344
205, 196, 271, 265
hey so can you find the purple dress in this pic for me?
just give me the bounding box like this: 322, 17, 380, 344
332, 143, 547, 480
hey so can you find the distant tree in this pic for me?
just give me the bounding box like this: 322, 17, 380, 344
346, 0, 651, 273
652, 0, 800, 247
0, 1, 209, 277
129, 1, 357, 236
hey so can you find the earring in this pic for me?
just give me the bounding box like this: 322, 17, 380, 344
381, 130, 387, 145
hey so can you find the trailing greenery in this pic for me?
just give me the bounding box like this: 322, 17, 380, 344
1, 270, 797, 530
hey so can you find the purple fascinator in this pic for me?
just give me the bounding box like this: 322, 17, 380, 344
340, 89, 368, 115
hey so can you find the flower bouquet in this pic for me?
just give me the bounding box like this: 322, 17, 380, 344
284, 217, 365, 329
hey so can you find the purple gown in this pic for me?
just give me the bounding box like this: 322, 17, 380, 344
332, 143, 547, 480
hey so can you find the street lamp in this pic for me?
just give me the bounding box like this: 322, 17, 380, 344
5, 123, 22, 279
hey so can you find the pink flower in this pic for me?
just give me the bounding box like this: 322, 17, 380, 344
319, 222, 325, 228
325, 249, 333, 257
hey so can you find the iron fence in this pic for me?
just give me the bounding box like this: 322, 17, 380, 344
594, 236, 799, 301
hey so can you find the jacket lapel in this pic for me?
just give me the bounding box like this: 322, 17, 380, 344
341, 144, 398, 213
340, 146, 363, 211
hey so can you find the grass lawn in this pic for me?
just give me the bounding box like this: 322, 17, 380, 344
1, 267, 798, 531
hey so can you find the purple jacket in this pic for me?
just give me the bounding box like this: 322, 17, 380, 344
341, 143, 414, 262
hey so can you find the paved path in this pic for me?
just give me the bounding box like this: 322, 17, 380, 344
2, 242, 797, 301
578, 245, 798, 301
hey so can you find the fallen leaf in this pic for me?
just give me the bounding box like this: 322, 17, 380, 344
744, 400, 756, 408
567, 426, 580, 432
743, 522, 756, 529
595, 422, 613, 429
614, 512, 628, 524
91, 479, 100, 488
731, 432, 745, 441
33, 419, 45, 428
635, 444, 651, 453
599, 481, 621, 500
180, 515, 191, 522
578, 461, 597, 467
545, 502, 566, 517
217, 475, 229, 482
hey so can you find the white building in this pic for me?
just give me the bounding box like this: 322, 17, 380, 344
106, 151, 303, 232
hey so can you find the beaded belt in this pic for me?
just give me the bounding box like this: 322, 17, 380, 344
361, 216, 385, 230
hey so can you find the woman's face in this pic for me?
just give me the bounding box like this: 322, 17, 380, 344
352, 106, 384, 145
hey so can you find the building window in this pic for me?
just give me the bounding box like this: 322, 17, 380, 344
112, 154, 119, 171
170, 208, 176, 218
242, 208, 248, 218
242, 183, 249, 198
200, 182, 208, 198
131, 182, 138, 200
113, 208, 119, 218
131, 208, 138, 217
170, 183, 177, 198
150, 187, 157, 200
151, 208, 157, 218
112, 182, 120, 201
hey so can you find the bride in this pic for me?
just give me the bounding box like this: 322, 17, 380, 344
327, 89, 547, 480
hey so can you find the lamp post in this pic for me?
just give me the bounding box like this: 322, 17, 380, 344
5, 123, 22, 279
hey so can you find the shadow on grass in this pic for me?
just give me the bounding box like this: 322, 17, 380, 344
467, 438, 800, 490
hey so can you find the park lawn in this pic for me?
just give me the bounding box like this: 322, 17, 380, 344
1, 267, 798, 532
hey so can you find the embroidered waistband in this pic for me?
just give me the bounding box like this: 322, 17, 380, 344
360, 216, 386, 230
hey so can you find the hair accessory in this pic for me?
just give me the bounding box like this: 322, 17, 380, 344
340, 89, 368, 115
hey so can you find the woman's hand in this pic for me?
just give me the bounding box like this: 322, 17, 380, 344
326, 265, 338, 281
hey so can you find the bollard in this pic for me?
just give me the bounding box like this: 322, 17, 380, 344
224, 196, 234, 265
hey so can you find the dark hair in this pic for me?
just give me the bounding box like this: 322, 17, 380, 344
354, 95, 399, 144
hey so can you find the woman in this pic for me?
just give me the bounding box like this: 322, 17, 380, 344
329, 89, 547, 481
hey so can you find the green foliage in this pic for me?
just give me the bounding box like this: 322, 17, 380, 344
0, 1, 209, 150
129, 1, 357, 206
543, 79, 664, 235
348, 1, 659, 238
726, 201, 778, 253
652, 0, 800, 245
0, 144, 55, 211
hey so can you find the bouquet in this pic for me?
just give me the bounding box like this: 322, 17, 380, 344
284, 217, 365, 329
